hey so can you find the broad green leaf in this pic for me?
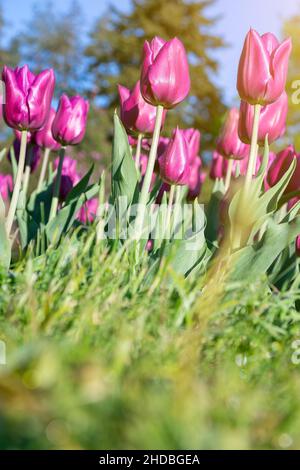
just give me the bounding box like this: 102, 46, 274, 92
229, 218, 300, 282
111, 112, 139, 208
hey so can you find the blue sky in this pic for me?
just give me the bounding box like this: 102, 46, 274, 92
2, 0, 300, 104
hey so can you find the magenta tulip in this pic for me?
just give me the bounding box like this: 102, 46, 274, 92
159, 128, 190, 185
0, 174, 13, 201
54, 156, 80, 200
77, 198, 98, 224
140, 37, 190, 109
182, 128, 201, 162
2, 65, 55, 131
237, 29, 292, 105
187, 156, 205, 200
14, 129, 35, 143
35, 108, 61, 151
210, 151, 226, 180
118, 80, 166, 135
266, 145, 300, 195
296, 235, 300, 257
239, 91, 288, 145
217, 108, 250, 160
52, 95, 89, 146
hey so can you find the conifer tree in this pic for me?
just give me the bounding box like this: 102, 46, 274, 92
85, 0, 225, 147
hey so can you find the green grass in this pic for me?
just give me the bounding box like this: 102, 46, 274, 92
1, 228, 300, 450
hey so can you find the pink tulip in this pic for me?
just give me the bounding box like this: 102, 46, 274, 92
239, 91, 288, 145
35, 108, 61, 151
54, 156, 80, 200
52, 95, 89, 146
182, 128, 201, 162
0, 174, 13, 201
237, 29, 292, 105
118, 80, 166, 135
296, 235, 300, 257
187, 156, 206, 200
217, 108, 250, 159
158, 127, 190, 185
77, 198, 98, 224
2, 65, 55, 131
141, 37, 190, 109
266, 145, 300, 195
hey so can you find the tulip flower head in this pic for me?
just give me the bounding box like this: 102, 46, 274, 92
210, 151, 227, 180
141, 37, 190, 109
0, 174, 13, 201
35, 108, 61, 151
2, 65, 55, 131
237, 29, 292, 105
52, 95, 89, 146
118, 80, 166, 135
182, 128, 201, 162
296, 235, 300, 257
217, 108, 250, 160
239, 91, 288, 145
266, 145, 300, 195
77, 198, 98, 224
159, 128, 190, 185
187, 155, 205, 200
54, 156, 80, 201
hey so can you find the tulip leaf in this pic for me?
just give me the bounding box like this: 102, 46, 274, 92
205, 179, 225, 247
111, 112, 139, 208
229, 218, 300, 282
46, 182, 100, 243
65, 165, 94, 204
0, 195, 11, 269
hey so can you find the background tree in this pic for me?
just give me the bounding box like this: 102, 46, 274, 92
17, 0, 85, 96
283, 15, 300, 150
85, 0, 226, 148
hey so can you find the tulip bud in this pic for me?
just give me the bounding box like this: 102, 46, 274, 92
266, 145, 300, 195
52, 95, 89, 146
8, 139, 41, 173
77, 198, 98, 224
158, 128, 190, 185
2, 65, 55, 131
54, 156, 80, 200
0, 173, 13, 201
141, 37, 190, 109
118, 80, 166, 135
237, 29, 292, 105
239, 91, 288, 145
182, 128, 201, 162
217, 108, 250, 159
35, 108, 61, 151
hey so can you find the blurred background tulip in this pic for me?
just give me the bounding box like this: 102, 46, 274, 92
159, 128, 190, 185
239, 91, 288, 145
0, 173, 13, 201
118, 80, 166, 135
266, 145, 300, 195
35, 108, 61, 151
217, 108, 250, 160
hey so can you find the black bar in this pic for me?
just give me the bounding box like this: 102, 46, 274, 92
0, 450, 299, 466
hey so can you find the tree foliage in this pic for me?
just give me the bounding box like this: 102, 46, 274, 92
85, 0, 226, 147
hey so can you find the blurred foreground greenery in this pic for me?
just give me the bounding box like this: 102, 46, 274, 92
1, 227, 300, 450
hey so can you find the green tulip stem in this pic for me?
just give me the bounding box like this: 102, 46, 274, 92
165, 184, 175, 239
224, 158, 234, 192
6, 129, 28, 236
37, 147, 51, 192
22, 164, 31, 200
244, 104, 261, 195
135, 133, 143, 174
134, 105, 164, 238
49, 146, 66, 222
